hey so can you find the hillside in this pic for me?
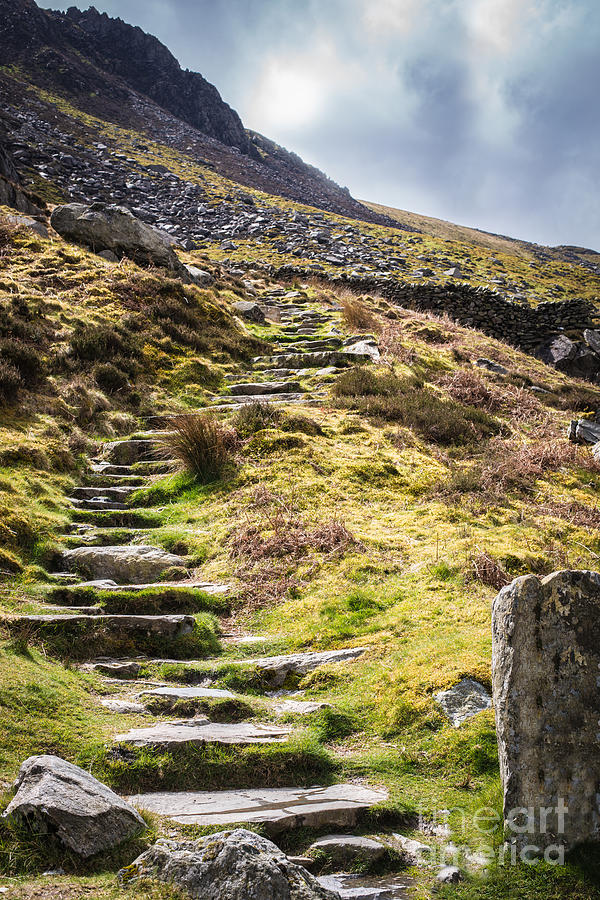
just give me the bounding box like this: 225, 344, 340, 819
0, 3, 600, 900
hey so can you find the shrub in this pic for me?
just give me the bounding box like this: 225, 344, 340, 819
468, 551, 510, 591
162, 414, 238, 482
94, 362, 130, 394
0, 361, 22, 403
232, 401, 281, 437
70, 323, 137, 363
0, 338, 41, 386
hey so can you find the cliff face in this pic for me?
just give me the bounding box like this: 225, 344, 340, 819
61, 6, 256, 157
0, 0, 254, 157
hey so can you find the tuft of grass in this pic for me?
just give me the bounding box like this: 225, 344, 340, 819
232, 401, 281, 437
161, 415, 238, 483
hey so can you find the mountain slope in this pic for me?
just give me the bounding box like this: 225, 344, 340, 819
0, 0, 396, 225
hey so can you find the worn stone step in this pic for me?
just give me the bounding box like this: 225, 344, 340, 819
5, 614, 196, 639
57, 579, 231, 595
317, 874, 412, 899
114, 719, 291, 749
83, 646, 368, 684
91, 461, 176, 476
69, 498, 130, 511
254, 351, 372, 369
83, 473, 149, 487
69, 510, 162, 528
228, 381, 303, 396
208, 392, 307, 407
71, 486, 139, 501
62, 545, 188, 583
127, 784, 388, 831
100, 440, 160, 465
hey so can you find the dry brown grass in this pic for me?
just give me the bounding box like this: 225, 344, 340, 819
340, 296, 380, 332
437, 369, 546, 423
467, 550, 510, 591
228, 486, 358, 607
162, 414, 238, 482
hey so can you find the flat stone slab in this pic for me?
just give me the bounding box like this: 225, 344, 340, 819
128, 784, 388, 831
114, 720, 291, 749
138, 686, 236, 701
435, 679, 492, 727
69, 579, 230, 595
63, 545, 187, 583
317, 874, 412, 899
229, 381, 303, 395
83, 647, 367, 682
10, 614, 195, 639
274, 699, 329, 716
309, 834, 386, 865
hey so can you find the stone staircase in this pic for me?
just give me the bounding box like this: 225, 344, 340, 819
4, 289, 413, 898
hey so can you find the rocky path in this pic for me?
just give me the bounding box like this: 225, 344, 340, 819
5, 289, 418, 897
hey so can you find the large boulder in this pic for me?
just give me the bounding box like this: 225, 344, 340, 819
63, 544, 187, 583
535, 334, 600, 381
50, 202, 186, 273
2, 755, 145, 857
120, 828, 340, 899
492, 571, 600, 853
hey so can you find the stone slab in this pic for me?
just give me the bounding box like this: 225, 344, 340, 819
114, 720, 291, 748
138, 686, 236, 701
435, 679, 491, 727
317, 874, 412, 899
128, 784, 388, 831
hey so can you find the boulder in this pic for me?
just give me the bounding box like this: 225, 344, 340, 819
584, 329, 600, 355
435, 678, 492, 727
232, 300, 266, 323
63, 545, 187, 583
184, 264, 214, 286
50, 203, 186, 273
120, 828, 340, 899
2, 755, 145, 857
492, 570, 600, 852
536, 335, 600, 381
567, 419, 600, 445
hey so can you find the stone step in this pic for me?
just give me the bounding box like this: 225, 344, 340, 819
100, 440, 160, 465
317, 874, 412, 899
69, 510, 162, 528
254, 351, 372, 370
228, 381, 303, 396
62, 545, 187, 583
206, 396, 320, 413
83, 473, 149, 487
5, 614, 196, 639
207, 392, 307, 407
84, 646, 368, 685
57, 579, 231, 595
69, 498, 129, 511
114, 719, 292, 749
91, 461, 177, 476
71, 486, 139, 501
127, 784, 388, 832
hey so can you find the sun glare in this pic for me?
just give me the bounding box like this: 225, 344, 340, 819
252, 62, 323, 131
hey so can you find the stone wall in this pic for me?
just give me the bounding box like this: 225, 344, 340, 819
266, 264, 599, 351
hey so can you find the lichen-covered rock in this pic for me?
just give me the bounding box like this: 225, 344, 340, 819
50, 202, 185, 272
63, 544, 187, 583
435, 678, 491, 727
120, 828, 340, 899
2, 755, 145, 857
492, 570, 600, 851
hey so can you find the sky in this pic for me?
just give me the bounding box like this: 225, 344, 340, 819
47, 0, 600, 249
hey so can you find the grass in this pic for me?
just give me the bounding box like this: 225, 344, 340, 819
1, 87, 600, 897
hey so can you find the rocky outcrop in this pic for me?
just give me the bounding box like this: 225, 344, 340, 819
120, 828, 340, 899
62, 6, 257, 158
2, 755, 145, 857
492, 571, 600, 853
50, 203, 186, 272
